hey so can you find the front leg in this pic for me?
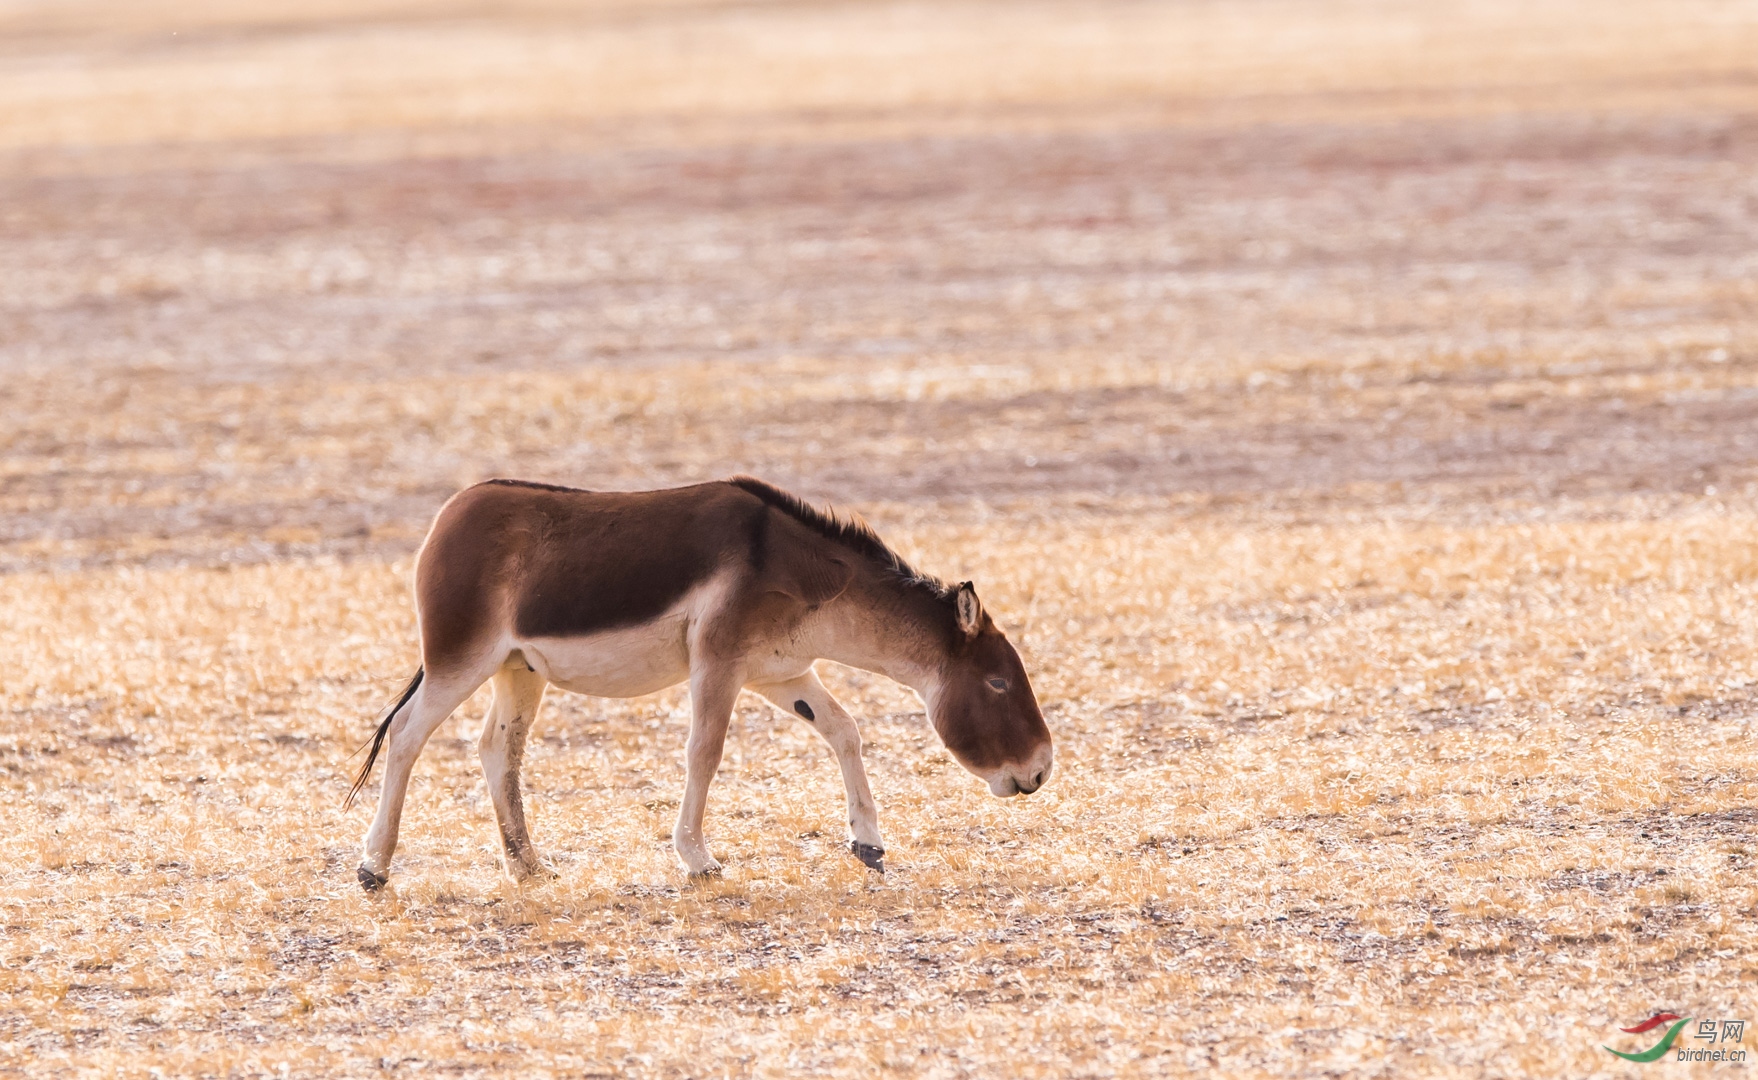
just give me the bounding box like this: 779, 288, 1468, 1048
750, 669, 885, 871
673, 660, 744, 877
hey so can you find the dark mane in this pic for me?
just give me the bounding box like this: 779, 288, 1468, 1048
728, 476, 947, 593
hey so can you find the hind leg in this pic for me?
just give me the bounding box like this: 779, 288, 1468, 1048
358, 665, 492, 888
479, 660, 551, 882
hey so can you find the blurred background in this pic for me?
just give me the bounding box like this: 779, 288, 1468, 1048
5, 0, 1757, 570
8, 5, 1758, 1075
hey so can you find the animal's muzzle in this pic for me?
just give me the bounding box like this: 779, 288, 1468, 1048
987, 755, 1053, 798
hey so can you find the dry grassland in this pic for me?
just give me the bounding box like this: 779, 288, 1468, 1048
4, 1, 1758, 1076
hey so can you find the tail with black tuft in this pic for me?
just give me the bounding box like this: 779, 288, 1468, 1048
345, 667, 424, 808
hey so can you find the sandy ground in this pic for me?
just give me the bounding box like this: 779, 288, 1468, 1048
3, 1, 1758, 1076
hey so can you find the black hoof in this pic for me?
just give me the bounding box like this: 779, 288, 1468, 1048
357, 865, 389, 892
850, 842, 886, 872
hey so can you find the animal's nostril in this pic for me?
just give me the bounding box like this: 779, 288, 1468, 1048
1032, 769, 1045, 788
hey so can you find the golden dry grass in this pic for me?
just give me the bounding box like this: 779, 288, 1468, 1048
4, 1, 1758, 1076
7, 514, 1758, 1076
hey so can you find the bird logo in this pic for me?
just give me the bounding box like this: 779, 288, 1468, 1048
1604, 1013, 1690, 1063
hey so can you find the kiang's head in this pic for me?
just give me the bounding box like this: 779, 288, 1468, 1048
926, 582, 1054, 797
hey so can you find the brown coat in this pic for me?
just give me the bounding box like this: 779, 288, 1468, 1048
352, 477, 1053, 889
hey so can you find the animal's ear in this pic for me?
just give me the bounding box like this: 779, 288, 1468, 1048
776, 549, 854, 607
954, 581, 984, 639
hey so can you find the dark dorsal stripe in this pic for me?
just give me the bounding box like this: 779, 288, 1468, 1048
482, 477, 594, 494
726, 475, 946, 593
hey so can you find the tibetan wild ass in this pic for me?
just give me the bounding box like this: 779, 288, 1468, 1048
347, 477, 1054, 889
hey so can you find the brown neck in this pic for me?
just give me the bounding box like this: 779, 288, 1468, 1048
812, 564, 956, 699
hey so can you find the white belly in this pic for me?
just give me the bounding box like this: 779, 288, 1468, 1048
520, 613, 692, 699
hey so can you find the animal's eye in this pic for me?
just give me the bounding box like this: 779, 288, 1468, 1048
987, 678, 1009, 692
